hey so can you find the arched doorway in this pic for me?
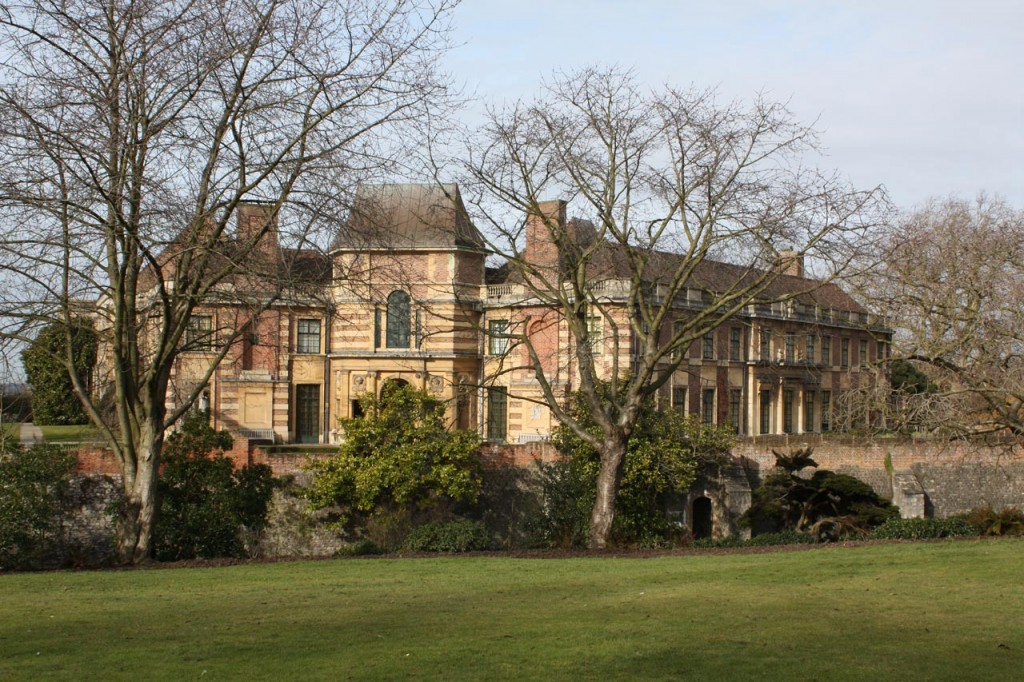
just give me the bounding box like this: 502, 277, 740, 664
380, 378, 410, 407
692, 496, 713, 539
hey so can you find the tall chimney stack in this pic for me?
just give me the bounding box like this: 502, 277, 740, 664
236, 202, 279, 261
776, 249, 805, 278
523, 200, 567, 274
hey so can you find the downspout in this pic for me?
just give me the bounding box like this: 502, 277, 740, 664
322, 305, 332, 444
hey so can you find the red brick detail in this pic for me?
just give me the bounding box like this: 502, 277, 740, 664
479, 441, 559, 468
524, 200, 566, 271
75, 448, 122, 475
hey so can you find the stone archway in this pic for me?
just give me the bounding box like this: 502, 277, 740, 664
380, 377, 410, 404
692, 496, 713, 539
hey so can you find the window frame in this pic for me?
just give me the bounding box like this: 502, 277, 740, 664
730, 327, 742, 361
759, 389, 772, 434
702, 331, 714, 360
296, 318, 322, 354
728, 388, 742, 434
386, 290, 411, 349
185, 314, 214, 351
486, 386, 508, 443
585, 315, 603, 355
488, 319, 510, 355
804, 390, 815, 433
821, 390, 832, 432
672, 385, 687, 414
782, 389, 794, 434
701, 388, 715, 425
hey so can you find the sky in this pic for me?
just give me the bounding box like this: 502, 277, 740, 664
443, 0, 1024, 210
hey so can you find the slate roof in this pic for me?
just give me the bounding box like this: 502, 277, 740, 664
332, 183, 484, 252
498, 224, 866, 313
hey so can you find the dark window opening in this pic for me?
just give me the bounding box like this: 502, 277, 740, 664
487, 387, 508, 442
759, 389, 772, 434
386, 290, 411, 349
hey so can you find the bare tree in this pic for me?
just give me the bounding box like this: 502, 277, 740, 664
458, 68, 886, 547
0, 0, 457, 562
858, 195, 1024, 439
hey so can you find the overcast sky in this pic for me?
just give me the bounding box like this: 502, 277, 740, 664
443, 0, 1024, 210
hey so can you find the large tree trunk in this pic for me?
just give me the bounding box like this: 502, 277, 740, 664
589, 437, 628, 548
116, 420, 163, 563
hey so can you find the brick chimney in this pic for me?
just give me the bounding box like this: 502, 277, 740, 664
523, 200, 567, 273
776, 249, 804, 278
236, 202, 279, 260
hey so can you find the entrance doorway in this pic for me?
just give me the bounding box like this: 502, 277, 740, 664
692, 496, 713, 539
295, 384, 320, 444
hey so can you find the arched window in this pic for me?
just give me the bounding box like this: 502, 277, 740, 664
386, 290, 410, 348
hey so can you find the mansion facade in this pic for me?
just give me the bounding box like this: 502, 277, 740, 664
170, 184, 890, 445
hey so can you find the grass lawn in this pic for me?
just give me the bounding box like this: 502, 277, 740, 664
36, 424, 101, 444
1, 540, 1022, 680
1, 421, 20, 440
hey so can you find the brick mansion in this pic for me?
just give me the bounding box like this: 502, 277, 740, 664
156, 183, 890, 446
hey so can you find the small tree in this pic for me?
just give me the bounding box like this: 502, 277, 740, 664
22, 321, 97, 425
306, 385, 481, 547
153, 411, 275, 561
742, 448, 897, 540
536, 383, 733, 548
0, 441, 77, 570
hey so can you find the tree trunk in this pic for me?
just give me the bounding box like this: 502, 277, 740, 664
116, 422, 162, 563
589, 438, 627, 549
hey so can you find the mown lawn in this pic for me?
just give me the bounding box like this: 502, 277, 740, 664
1, 540, 1021, 680
1, 421, 20, 440
36, 424, 101, 444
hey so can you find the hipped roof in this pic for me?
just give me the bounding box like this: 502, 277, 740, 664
333, 183, 484, 252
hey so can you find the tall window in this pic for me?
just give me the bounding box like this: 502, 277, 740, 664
730, 328, 742, 361
728, 389, 742, 434
672, 320, 685, 360
585, 316, 603, 355
373, 308, 382, 349
783, 389, 794, 434
296, 319, 321, 354
785, 334, 795, 362
702, 331, 714, 360
386, 290, 411, 348
488, 319, 509, 355
859, 339, 869, 366
759, 389, 772, 434
760, 329, 771, 361
486, 387, 508, 442
841, 338, 850, 368
702, 388, 715, 424
806, 335, 815, 364
804, 391, 815, 432
672, 385, 687, 414
822, 336, 831, 366
821, 391, 832, 432
186, 315, 213, 350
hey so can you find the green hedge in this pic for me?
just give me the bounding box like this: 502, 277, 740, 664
402, 519, 492, 553
870, 517, 976, 540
